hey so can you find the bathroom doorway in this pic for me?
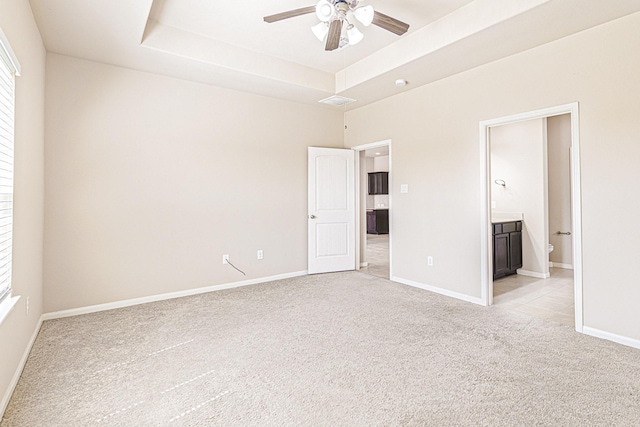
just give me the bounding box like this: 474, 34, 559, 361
480, 103, 583, 332
490, 114, 575, 326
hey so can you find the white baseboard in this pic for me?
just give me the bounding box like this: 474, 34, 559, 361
391, 276, 484, 306
43, 271, 308, 321
583, 326, 640, 350
360, 262, 369, 268
1, 315, 43, 419
516, 269, 550, 279
550, 262, 573, 269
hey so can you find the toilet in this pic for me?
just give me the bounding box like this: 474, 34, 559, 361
548, 244, 554, 253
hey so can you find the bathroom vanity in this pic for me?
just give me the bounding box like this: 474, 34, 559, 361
367, 209, 388, 234
493, 220, 522, 280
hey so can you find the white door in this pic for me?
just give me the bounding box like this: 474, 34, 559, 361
308, 147, 356, 274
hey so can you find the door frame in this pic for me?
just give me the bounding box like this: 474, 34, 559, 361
351, 139, 392, 277
479, 102, 584, 332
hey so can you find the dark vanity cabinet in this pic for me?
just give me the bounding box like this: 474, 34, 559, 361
367, 209, 389, 234
493, 220, 522, 280
368, 172, 389, 195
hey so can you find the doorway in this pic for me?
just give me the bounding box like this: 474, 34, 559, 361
352, 140, 392, 279
480, 103, 584, 332
490, 114, 575, 326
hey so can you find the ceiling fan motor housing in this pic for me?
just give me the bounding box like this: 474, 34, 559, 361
335, 2, 350, 19
318, 0, 362, 23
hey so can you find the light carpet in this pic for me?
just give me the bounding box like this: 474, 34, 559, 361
2, 272, 639, 426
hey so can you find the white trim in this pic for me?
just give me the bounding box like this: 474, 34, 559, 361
550, 262, 573, 270
350, 140, 392, 152
568, 108, 584, 332
351, 139, 392, 278
479, 103, 584, 332
480, 121, 491, 307
391, 276, 484, 306
0, 295, 20, 326
360, 262, 369, 267
0, 316, 43, 418
583, 326, 640, 350
516, 269, 550, 279
43, 271, 307, 321
354, 150, 361, 271
0, 26, 21, 75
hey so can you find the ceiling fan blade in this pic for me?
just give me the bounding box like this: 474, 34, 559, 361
372, 11, 410, 36
325, 19, 343, 51
263, 6, 315, 23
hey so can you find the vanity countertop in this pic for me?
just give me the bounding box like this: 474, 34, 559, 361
492, 218, 522, 224
491, 211, 523, 223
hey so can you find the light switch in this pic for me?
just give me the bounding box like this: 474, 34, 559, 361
400, 184, 409, 194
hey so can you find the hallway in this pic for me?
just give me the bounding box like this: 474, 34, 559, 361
360, 234, 389, 279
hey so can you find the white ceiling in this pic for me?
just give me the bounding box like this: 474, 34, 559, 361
365, 146, 389, 158
149, 0, 474, 74
29, 0, 640, 109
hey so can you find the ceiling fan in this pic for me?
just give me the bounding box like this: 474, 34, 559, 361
264, 0, 410, 51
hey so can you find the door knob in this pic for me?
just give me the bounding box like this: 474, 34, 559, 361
309, 215, 316, 219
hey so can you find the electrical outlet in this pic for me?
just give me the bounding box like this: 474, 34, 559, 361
222, 254, 230, 265
257, 250, 263, 260
26, 296, 29, 316
427, 256, 433, 266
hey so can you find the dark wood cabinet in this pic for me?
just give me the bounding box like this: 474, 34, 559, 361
368, 172, 388, 195
493, 232, 510, 278
367, 209, 389, 234
493, 220, 522, 280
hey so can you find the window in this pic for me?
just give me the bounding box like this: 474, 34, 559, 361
0, 26, 20, 321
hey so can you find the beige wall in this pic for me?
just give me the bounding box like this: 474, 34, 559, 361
491, 118, 548, 276
0, 0, 46, 413
547, 114, 572, 267
43, 54, 343, 312
345, 12, 640, 341
373, 155, 389, 172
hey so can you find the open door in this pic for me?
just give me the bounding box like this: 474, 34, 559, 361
308, 147, 356, 274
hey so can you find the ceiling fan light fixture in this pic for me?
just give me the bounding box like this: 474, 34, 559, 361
354, 5, 374, 26
311, 22, 329, 41
316, 0, 335, 22
347, 24, 364, 45
264, 1, 409, 51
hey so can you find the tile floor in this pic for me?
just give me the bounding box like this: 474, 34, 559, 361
493, 267, 575, 326
360, 233, 389, 279
359, 236, 574, 327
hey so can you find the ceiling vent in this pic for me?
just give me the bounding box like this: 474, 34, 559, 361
318, 95, 356, 107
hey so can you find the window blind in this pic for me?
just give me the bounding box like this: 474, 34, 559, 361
0, 45, 14, 304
